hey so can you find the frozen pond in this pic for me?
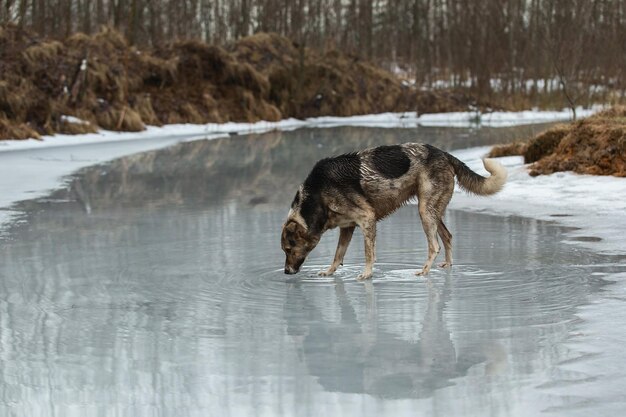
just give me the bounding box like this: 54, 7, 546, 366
1, 126, 625, 416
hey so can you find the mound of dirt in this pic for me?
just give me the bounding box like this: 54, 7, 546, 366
524, 125, 570, 163
233, 34, 414, 118
488, 107, 626, 177
1, 24, 479, 140
488, 141, 528, 158
232, 32, 297, 74
150, 39, 281, 124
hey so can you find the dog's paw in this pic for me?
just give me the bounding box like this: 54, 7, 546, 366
356, 272, 373, 281
437, 262, 452, 269
415, 269, 429, 276
317, 269, 335, 277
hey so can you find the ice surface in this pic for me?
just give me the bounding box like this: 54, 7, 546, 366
0, 130, 624, 416
1, 114, 624, 416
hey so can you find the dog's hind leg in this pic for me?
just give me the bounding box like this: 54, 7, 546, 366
437, 220, 453, 268
435, 189, 454, 269
416, 201, 440, 276
318, 226, 355, 276
432, 184, 454, 269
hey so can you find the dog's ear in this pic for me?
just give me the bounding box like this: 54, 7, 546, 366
283, 220, 301, 238
285, 220, 298, 233
286, 220, 312, 242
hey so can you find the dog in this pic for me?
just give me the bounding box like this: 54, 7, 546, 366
281, 143, 507, 279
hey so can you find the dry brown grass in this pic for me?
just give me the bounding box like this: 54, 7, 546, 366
529, 107, 626, 176
488, 106, 626, 177
524, 125, 570, 163
236, 33, 424, 118
95, 106, 145, 131
21, 41, 64, 71
487, 141, 528, 158
265, 47, 422, 118
0, 25, 496, 140
57, 118, 97, 134
131, 94, 160, 125
1, 26, 287, 139
415, 90, 482, 114
0, 115, 40, 139
147, 39, 280, 124
233, 32, 297, 74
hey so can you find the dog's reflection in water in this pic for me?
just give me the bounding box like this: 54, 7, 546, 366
284, 278, 506, 398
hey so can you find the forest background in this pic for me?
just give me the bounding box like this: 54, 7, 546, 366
1, 0, 625, 139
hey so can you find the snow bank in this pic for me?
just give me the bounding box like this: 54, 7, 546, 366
449, 146, 626, 255
0, 118, 307, 153
302, 107, 599, 128
0, 107, 601, 154
419, 107, 600, 127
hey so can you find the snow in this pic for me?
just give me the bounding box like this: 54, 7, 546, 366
0, 106, 601, 154
301, 106, 600, 128
448, 146, 626, 255
0, 118, 307, 153
60, 115, 89, 125
420, 77, 604, 95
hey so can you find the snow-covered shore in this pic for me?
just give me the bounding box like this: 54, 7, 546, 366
312, 107, 599, 128
0, 106, 599, 153
449, 147, 626, 255
3, 106, 623, 256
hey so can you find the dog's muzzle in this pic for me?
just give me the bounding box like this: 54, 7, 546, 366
284, 265, 298, 274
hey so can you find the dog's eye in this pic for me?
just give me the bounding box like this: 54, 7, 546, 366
288, 239, 296, 246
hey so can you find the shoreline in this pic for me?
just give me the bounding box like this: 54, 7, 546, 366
0, 106, 599, 152
448, 146, 626, 256
3, 106, 624, 258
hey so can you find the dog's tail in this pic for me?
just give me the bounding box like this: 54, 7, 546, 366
446, 153, 507, 195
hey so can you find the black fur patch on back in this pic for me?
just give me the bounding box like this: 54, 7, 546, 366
300, 153, 363, 232
371, 145, 411, 179
303, 153, 363, 195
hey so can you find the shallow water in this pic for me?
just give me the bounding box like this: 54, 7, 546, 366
1, 126, 624, 416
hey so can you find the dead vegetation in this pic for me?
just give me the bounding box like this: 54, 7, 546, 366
0, 24, 482, 140
488, 141, 528, 158
233, 33, 479, 118
488, 107, 626, 177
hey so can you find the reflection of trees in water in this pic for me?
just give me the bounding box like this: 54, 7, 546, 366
284, 278, 482, 399
0, 196, 286, 414
65, 128, 404, 210
62, 124, 550, 211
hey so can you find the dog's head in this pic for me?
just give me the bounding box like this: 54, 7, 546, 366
281, 219, 319, 274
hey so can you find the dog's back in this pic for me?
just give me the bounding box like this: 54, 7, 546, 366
301, 143, 507, 222
356, 143, 451, 219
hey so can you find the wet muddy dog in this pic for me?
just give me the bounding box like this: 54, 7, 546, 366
281, 143, 507, 279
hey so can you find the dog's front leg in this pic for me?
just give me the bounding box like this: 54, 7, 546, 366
319, 226, 355, 276
357, 220, 376, 281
